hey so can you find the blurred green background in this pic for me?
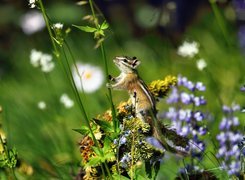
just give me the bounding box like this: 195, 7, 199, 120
0, 0, 244, 178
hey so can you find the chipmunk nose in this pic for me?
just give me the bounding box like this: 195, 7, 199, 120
113, 56, 122, 63
115, 56, 125, 60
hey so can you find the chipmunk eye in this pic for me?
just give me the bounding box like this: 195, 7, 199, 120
123, 59, 127, 63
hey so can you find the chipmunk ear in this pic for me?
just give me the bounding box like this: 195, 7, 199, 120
132, 58, 141, 68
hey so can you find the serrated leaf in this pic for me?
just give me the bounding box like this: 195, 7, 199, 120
103, 152, 115, 162
86, 156, 101, 167
72, 127, 90, 135
103, 136, 111, 153
93, 119, 114, 132
112, 174, 130, 180
73, 25, 97, 33
100, 21, 109, 30
91, 146, 101, 157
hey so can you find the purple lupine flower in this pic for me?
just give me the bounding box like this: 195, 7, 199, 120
165, 107, 178, 120
193, 96, 206, 106
119, 136, 127, 145
240, 85, 245, 92
195, 82, 206, 91
162, 75, 208, 173
194, 111, 204, 121
120, 153, 131, 168
180, 92, 192, 104
166, 87, 179, 104
198, 127, 207, 136
146, 137, 165, 151
216, 103, 243, 176
238, 25, 245, 53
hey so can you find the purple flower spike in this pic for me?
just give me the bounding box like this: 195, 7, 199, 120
194, 111, 204, 121
186, 81, 195, 91
241, 85, 245, 92
166, 88, 179, 104
195, 82, 206, 91
180, 92, 192, 104
146, 137, 165, 151
222, 105, 231, 113
216, 103, 243, 176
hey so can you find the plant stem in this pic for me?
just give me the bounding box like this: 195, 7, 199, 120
209, 0, 230, 46
39, 0, 100, 149
39, 0, 59, 57
88, 0, 118, 132
100, 44, 117, 132
130, 133, 135, 180
61, 47, 99, 147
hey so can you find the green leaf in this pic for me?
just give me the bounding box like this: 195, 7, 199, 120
103, 136, 111, 153
73, 25, 97, 33
100, 21, 109, 30
93, 119, 114, 132
103, 152, 115, 162
72, 126, 90, 135
52, 37, 62, 46
112, 174, 130, 180
86, 156, 101, 167
91, 146, 101, 157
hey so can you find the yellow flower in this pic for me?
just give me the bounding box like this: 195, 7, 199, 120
148, 75, 177, 98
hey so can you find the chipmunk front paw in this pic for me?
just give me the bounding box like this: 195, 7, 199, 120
108, 75, 115, 82
106, 83, 112, 88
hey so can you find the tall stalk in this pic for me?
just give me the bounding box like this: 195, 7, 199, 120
38, 0, 99, 148
88, 0, 118, 132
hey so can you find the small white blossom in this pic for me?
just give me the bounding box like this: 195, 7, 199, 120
37, 101, 46, 110
177, 41, 199, 58
29, 0, 36, 8
196, 59, 207, 71
30, 49, 55, 73
72, 62, 104, 93
30, 49, 42, 67
20, 11, 45, 35
41, 61, 55, 73
40, 54, 54, 73
53, 23, 63, 29
60, 93, 74, 108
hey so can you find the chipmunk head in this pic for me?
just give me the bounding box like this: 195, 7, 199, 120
113, 56, 141, 73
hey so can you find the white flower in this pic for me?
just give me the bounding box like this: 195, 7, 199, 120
20, 11, 45, 35
37, 101, 46, 110
29, 0, 36, 8
177, 41, 199, 58
196, 59, 207, 71
60, 94, 74, 108
41, 61, 55, 73
53, 23, 63, 29
30, 49, 55, 73
40, 54, 54, 73
30, 49, 42, 67
72, 62, 104, 93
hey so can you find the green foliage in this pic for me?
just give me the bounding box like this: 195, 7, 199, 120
0, 148, 17, 169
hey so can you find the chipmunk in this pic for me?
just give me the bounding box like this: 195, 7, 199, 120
107, 56, 189, 156
106, 56, 156, 122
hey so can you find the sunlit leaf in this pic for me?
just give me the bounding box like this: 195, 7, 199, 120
76, 1, 88, 5
103, 136, 111, 153
72, 127, 90, 135
103, 152, 115, 162
93, 118, 114, 132
86, 156, 101, 167
100, 21, 109, 30
73, 25, 97, 33
91, 146, 101, 156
